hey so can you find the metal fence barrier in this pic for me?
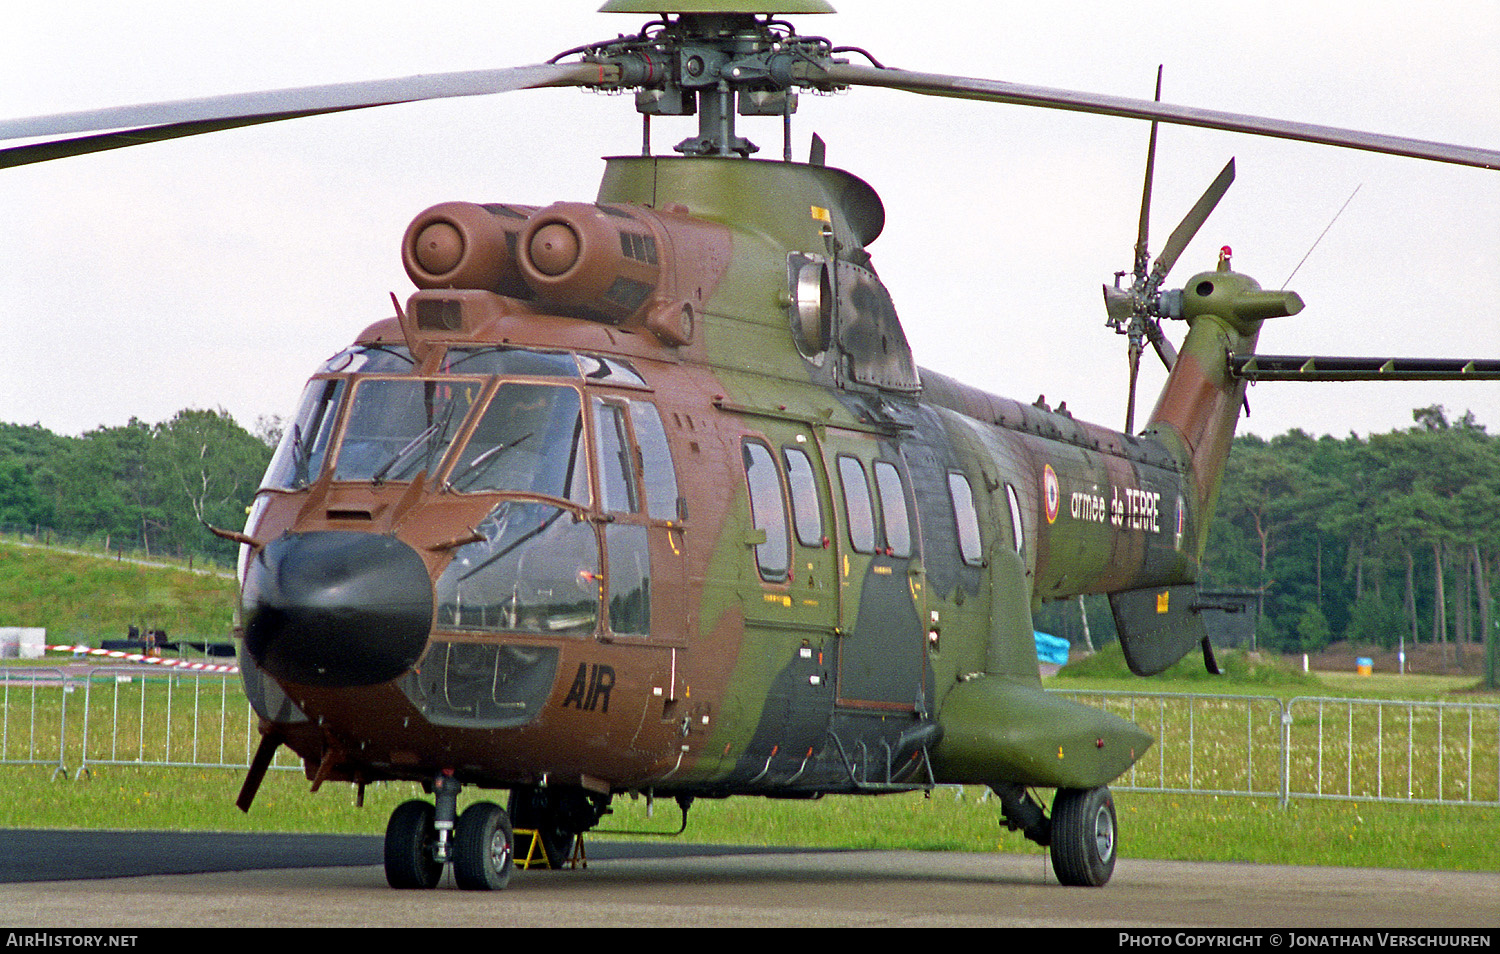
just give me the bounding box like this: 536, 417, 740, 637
1, 666, 300, 779
1052, 690, 1288, 799
3, 667, 1498, 808
0, 668, 73, 778
1052, 689, 1500, 807
1285, 696, 1500, 806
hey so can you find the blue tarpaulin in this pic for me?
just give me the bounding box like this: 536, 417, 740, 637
1034, 631, 1071, 666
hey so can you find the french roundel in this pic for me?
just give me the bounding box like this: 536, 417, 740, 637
1043, 465, 1060, 524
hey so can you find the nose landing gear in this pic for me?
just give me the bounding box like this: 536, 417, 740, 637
383, 774, 515, 891
452, 802, 514, 890
383, 799, 444, 889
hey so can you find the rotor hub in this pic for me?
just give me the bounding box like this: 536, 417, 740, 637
579, 12, 850, 157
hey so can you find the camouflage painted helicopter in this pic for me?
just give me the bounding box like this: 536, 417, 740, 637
4, 1, 1498, 891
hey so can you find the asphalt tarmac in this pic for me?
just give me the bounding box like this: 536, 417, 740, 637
2, 829, 1497, 929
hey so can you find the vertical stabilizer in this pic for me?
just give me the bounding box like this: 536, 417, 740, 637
1111, 265, 1302, 675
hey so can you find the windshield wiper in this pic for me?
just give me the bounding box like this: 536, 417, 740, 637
371, 400, 460, 486
444, 433, 532, 493
289, 423, 309, 487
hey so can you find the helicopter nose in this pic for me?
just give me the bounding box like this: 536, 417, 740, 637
242, 531, 433, 688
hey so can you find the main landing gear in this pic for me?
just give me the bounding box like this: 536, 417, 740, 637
1048, 786, 1117, 888
992, 782, 1118, 887
384, 774, 515, 890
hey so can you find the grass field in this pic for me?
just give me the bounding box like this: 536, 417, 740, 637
0, 538, 236, 642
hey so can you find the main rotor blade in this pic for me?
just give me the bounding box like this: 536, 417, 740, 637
811, 63, 1500, 171
0, 61, 608, 168
1153, 158, 1235, 284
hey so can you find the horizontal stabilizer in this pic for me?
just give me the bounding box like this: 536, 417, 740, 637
1230, 354, 1500, 381
1109, 583, 1207, 676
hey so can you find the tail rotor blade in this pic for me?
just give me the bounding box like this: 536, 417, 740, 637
1133, 66, 1163, 281
1152, 158, 1235, 284
1145, 319, 1178, 372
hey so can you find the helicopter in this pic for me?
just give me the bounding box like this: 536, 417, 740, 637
4, 1, 1498, 891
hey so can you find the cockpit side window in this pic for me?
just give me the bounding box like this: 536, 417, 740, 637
593, 398, 641, 514
630, 402, 680, 523
262, 377, 347, 490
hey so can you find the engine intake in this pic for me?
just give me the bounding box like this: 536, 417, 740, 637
518, 202, 663, 323
401, 202, 534, 297
400, 199, 706, 346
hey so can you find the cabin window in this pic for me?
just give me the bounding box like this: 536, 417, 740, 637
1005, 483, 1025, 554
263, 377, 346, 490
947, 472, 984, 566
836, 455, 877, 554
630, 402, 680, 522
446, 383, 586, 500
742, 440, 790, 582
781, 445, 824, 547
592, 399, 641, 514
434, 501, 600, 637
873, 460, 912, 558
332, 378, 481, 483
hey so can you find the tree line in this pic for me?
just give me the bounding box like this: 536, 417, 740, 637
0, 403, 1494, 669
0, 410, 276, 567
1201, 405, 1496, 670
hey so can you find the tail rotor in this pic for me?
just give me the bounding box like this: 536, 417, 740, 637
1105, 69, 1236, 431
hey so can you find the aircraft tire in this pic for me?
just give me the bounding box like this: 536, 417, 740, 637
384, 799, 443, 890
1049, 786, 1117, 887
453, 801, 514, 891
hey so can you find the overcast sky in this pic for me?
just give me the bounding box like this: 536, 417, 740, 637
2, 0, 1496, 440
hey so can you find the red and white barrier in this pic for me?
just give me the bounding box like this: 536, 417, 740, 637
47, 645, 239, 673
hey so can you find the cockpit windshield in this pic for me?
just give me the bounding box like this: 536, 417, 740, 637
445, 383, 588, 501
320, 344, 415, 374
262, 378, 347, 490
260, 344, 630, 495
334, 379, 481, 484
441, 347, 579, 379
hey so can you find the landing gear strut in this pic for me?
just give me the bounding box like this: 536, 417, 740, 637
382, 775, 515, 890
